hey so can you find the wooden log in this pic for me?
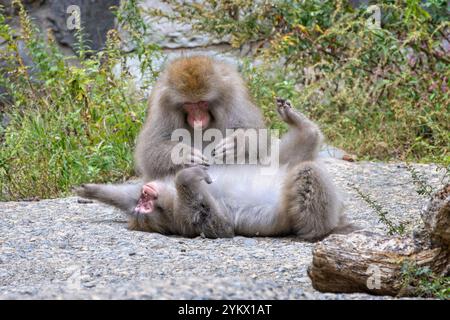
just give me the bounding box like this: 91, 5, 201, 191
421, 184, 450, 246
308, 184, 450, 296
307, 231, 448, 296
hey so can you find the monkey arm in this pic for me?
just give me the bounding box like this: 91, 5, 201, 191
173, 166, 234, 238
135, 138, 179, 180
134, 125, 209, 181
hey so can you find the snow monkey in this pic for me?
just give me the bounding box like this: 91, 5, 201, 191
76, 99, 355, 241
134, 55, 268, 182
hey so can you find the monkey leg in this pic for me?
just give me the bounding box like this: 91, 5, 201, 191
276, 97, 323, 164
174, 166, 234, 238
280, 161, 343, 242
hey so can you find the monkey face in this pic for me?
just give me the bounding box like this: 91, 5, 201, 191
183, 101, 211, 129
163, 56, 227, 130
135, 183, 159, 213
131, 182, 172, 234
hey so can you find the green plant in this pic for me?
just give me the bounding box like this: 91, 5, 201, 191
0, 0, 160, 200
148, 0, 450, 165
114, 0, 161, 87
351, 184, 406, 235
400, 261, 450, 299
405, 163, 435, 196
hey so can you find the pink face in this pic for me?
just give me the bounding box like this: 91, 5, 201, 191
183, 101, 211, 129
134, 183, 158, 214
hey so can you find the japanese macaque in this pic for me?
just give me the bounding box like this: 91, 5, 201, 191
134, 55, 267, 182
76, 99, 355, 241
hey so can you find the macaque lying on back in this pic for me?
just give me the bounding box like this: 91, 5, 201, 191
76, 99, 356, 241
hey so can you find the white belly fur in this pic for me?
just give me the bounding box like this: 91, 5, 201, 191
207, 165, 287, 234
209, 165, 286, 201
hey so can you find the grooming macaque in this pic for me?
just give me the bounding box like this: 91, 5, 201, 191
134, 55, 266, 181
76, 99, 354, 241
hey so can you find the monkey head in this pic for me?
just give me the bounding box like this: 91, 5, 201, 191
163, 56, 227, 129
130, 181, 173, 234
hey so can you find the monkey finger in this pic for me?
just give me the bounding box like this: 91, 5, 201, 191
213, 147, 233, 161
184, 154, 209, 166
213, 134, 238, 151
282, 106, 306, 125
184, 163, 210, 171
275, 97, 292, 108
204, 175, 213, 184
190, 148, 210, 164
215, 140, 247, 161
197, 166, 213, 184
275, 97, 287, 108
177, 166, 211, 185
213, 138, 236, 158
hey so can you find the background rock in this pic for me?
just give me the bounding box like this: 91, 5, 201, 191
47, 0, 120, 52
123, 0, 227, 51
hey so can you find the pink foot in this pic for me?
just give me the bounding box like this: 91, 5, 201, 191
134, 182, 159, 214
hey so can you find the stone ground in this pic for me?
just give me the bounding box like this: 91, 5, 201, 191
0, 159, 447, 299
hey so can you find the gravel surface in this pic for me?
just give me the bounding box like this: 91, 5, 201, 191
0, 159, 447, 299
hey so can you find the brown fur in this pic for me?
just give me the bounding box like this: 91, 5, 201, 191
166, 56, 215, 101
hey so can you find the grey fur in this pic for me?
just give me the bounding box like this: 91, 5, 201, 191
76, 99, 357, 241
134, 56, 266, 181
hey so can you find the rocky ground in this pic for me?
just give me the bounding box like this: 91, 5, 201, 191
0, 159, 447, 299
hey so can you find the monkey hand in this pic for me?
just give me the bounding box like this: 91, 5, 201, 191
174, 144, 210, 168
212, 129, 249, 164
176, 165, 213, 187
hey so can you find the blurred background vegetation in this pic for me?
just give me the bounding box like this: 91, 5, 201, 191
0, 0, 449, 200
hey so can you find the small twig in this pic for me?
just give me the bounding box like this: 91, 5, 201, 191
350, 183, 406, 236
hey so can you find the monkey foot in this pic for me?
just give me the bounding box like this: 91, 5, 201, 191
275, 97, 293, 121
276, 97, 302, 125
134, 182, 159, 214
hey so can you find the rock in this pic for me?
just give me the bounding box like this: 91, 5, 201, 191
342, 154, 357, 162
0, 0, 45, 11
121, 0, 226, 51
47, 0, 120, 52
243, 238, 257, 246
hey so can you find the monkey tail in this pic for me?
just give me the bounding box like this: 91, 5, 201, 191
74, 182, 143, 213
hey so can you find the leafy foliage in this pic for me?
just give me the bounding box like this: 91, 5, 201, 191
0, 0, 160, 200
148, 0, 450, 164
351, 184, 406, 235
401, 261, 450, 299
